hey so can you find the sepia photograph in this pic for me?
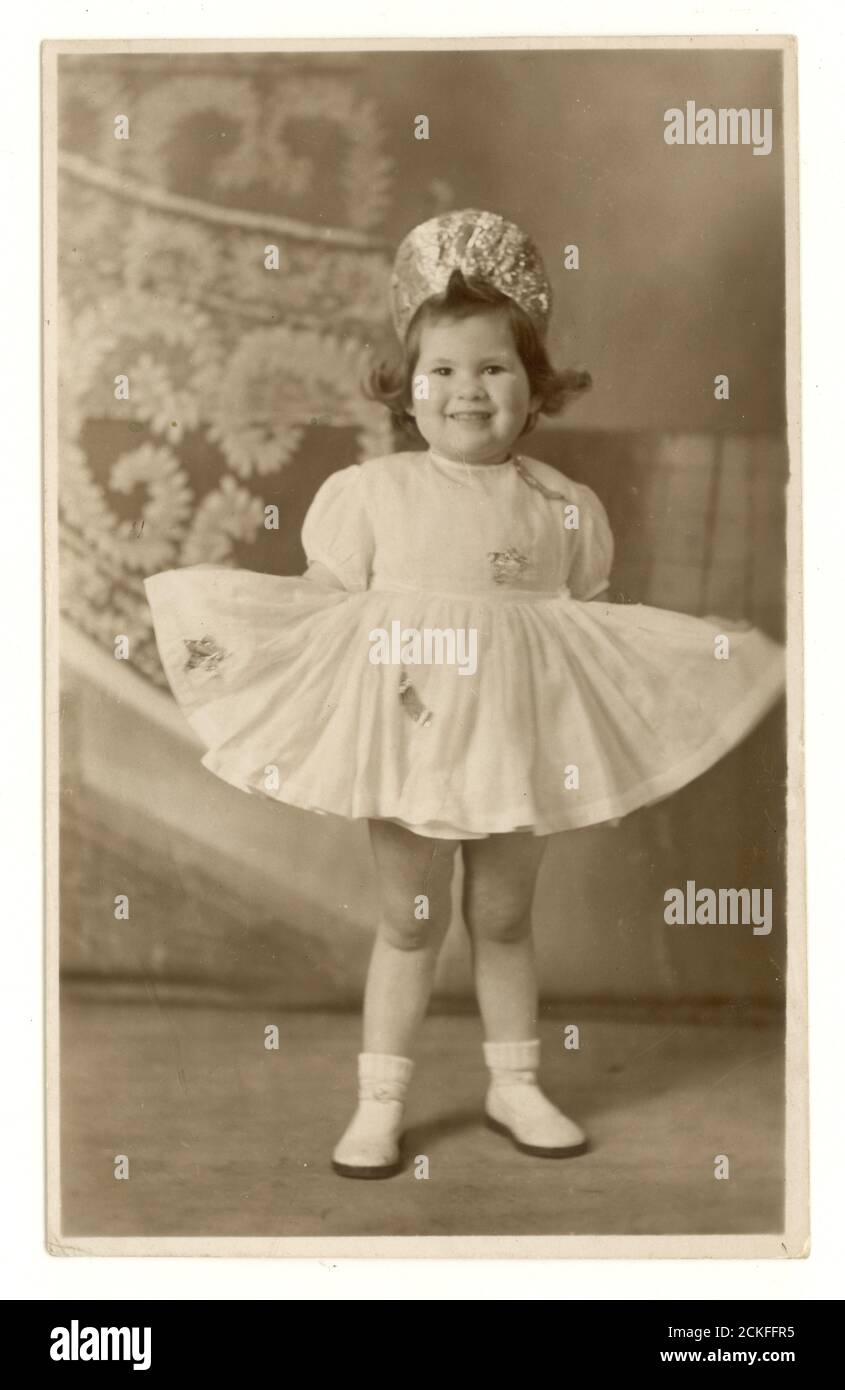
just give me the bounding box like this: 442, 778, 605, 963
43, 35, 805, 1258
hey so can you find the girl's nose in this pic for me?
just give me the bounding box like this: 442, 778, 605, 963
454, 377, 488, 398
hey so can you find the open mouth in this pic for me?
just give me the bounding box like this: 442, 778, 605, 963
449, 412, 492, 421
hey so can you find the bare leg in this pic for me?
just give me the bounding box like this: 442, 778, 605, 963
462, 831, 587, 1153
461, 831, 549, 1041
363, 818, 459, 1056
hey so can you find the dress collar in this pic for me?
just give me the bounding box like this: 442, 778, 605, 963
426, 446, 515, 471
425, 448, 575, 504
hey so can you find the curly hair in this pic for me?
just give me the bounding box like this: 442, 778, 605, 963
361, 267, 591, 443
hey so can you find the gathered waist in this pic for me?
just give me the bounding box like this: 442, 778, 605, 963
367, 580, 574, 603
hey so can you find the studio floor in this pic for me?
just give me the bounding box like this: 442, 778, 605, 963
57, 987, 785, 1240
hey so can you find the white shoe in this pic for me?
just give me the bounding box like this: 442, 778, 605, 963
483, 1038, 589, 1158
331, 1053, 413, 1179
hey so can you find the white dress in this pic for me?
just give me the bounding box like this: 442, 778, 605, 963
143, 447, 786, 839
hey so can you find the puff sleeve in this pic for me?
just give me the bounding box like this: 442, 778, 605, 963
566, 482, 615, 600
300, 465, 375, 592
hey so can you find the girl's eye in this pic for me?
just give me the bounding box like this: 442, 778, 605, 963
428, 365, 508, 376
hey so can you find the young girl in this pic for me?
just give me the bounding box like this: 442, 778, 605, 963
144, 208, 785, 1180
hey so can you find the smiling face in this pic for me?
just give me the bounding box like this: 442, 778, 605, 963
408, 310, 542, 464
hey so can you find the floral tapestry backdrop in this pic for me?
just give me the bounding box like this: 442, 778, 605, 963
58, 59, 404, 686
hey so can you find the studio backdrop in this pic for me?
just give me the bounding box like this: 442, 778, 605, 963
57, 48, 787, 1010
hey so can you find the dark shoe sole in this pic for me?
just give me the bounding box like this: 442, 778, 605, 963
331, 1139, 405, 1180
485, 1114, 590, 1158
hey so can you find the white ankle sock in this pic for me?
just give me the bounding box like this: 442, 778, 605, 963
357, 1051, 415, 1099
483, 1037, 542, 1083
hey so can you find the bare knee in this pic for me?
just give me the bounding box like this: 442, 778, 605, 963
463, 892, 533, 944
376, 860, 457, 952
461, 833, 547, 945
380, 911, 450, 956
369, 820, 459, 952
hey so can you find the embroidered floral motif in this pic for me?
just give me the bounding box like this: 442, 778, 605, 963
398, 669, 433, 726
488, 547, 530, 585
183, 635, 228, 675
